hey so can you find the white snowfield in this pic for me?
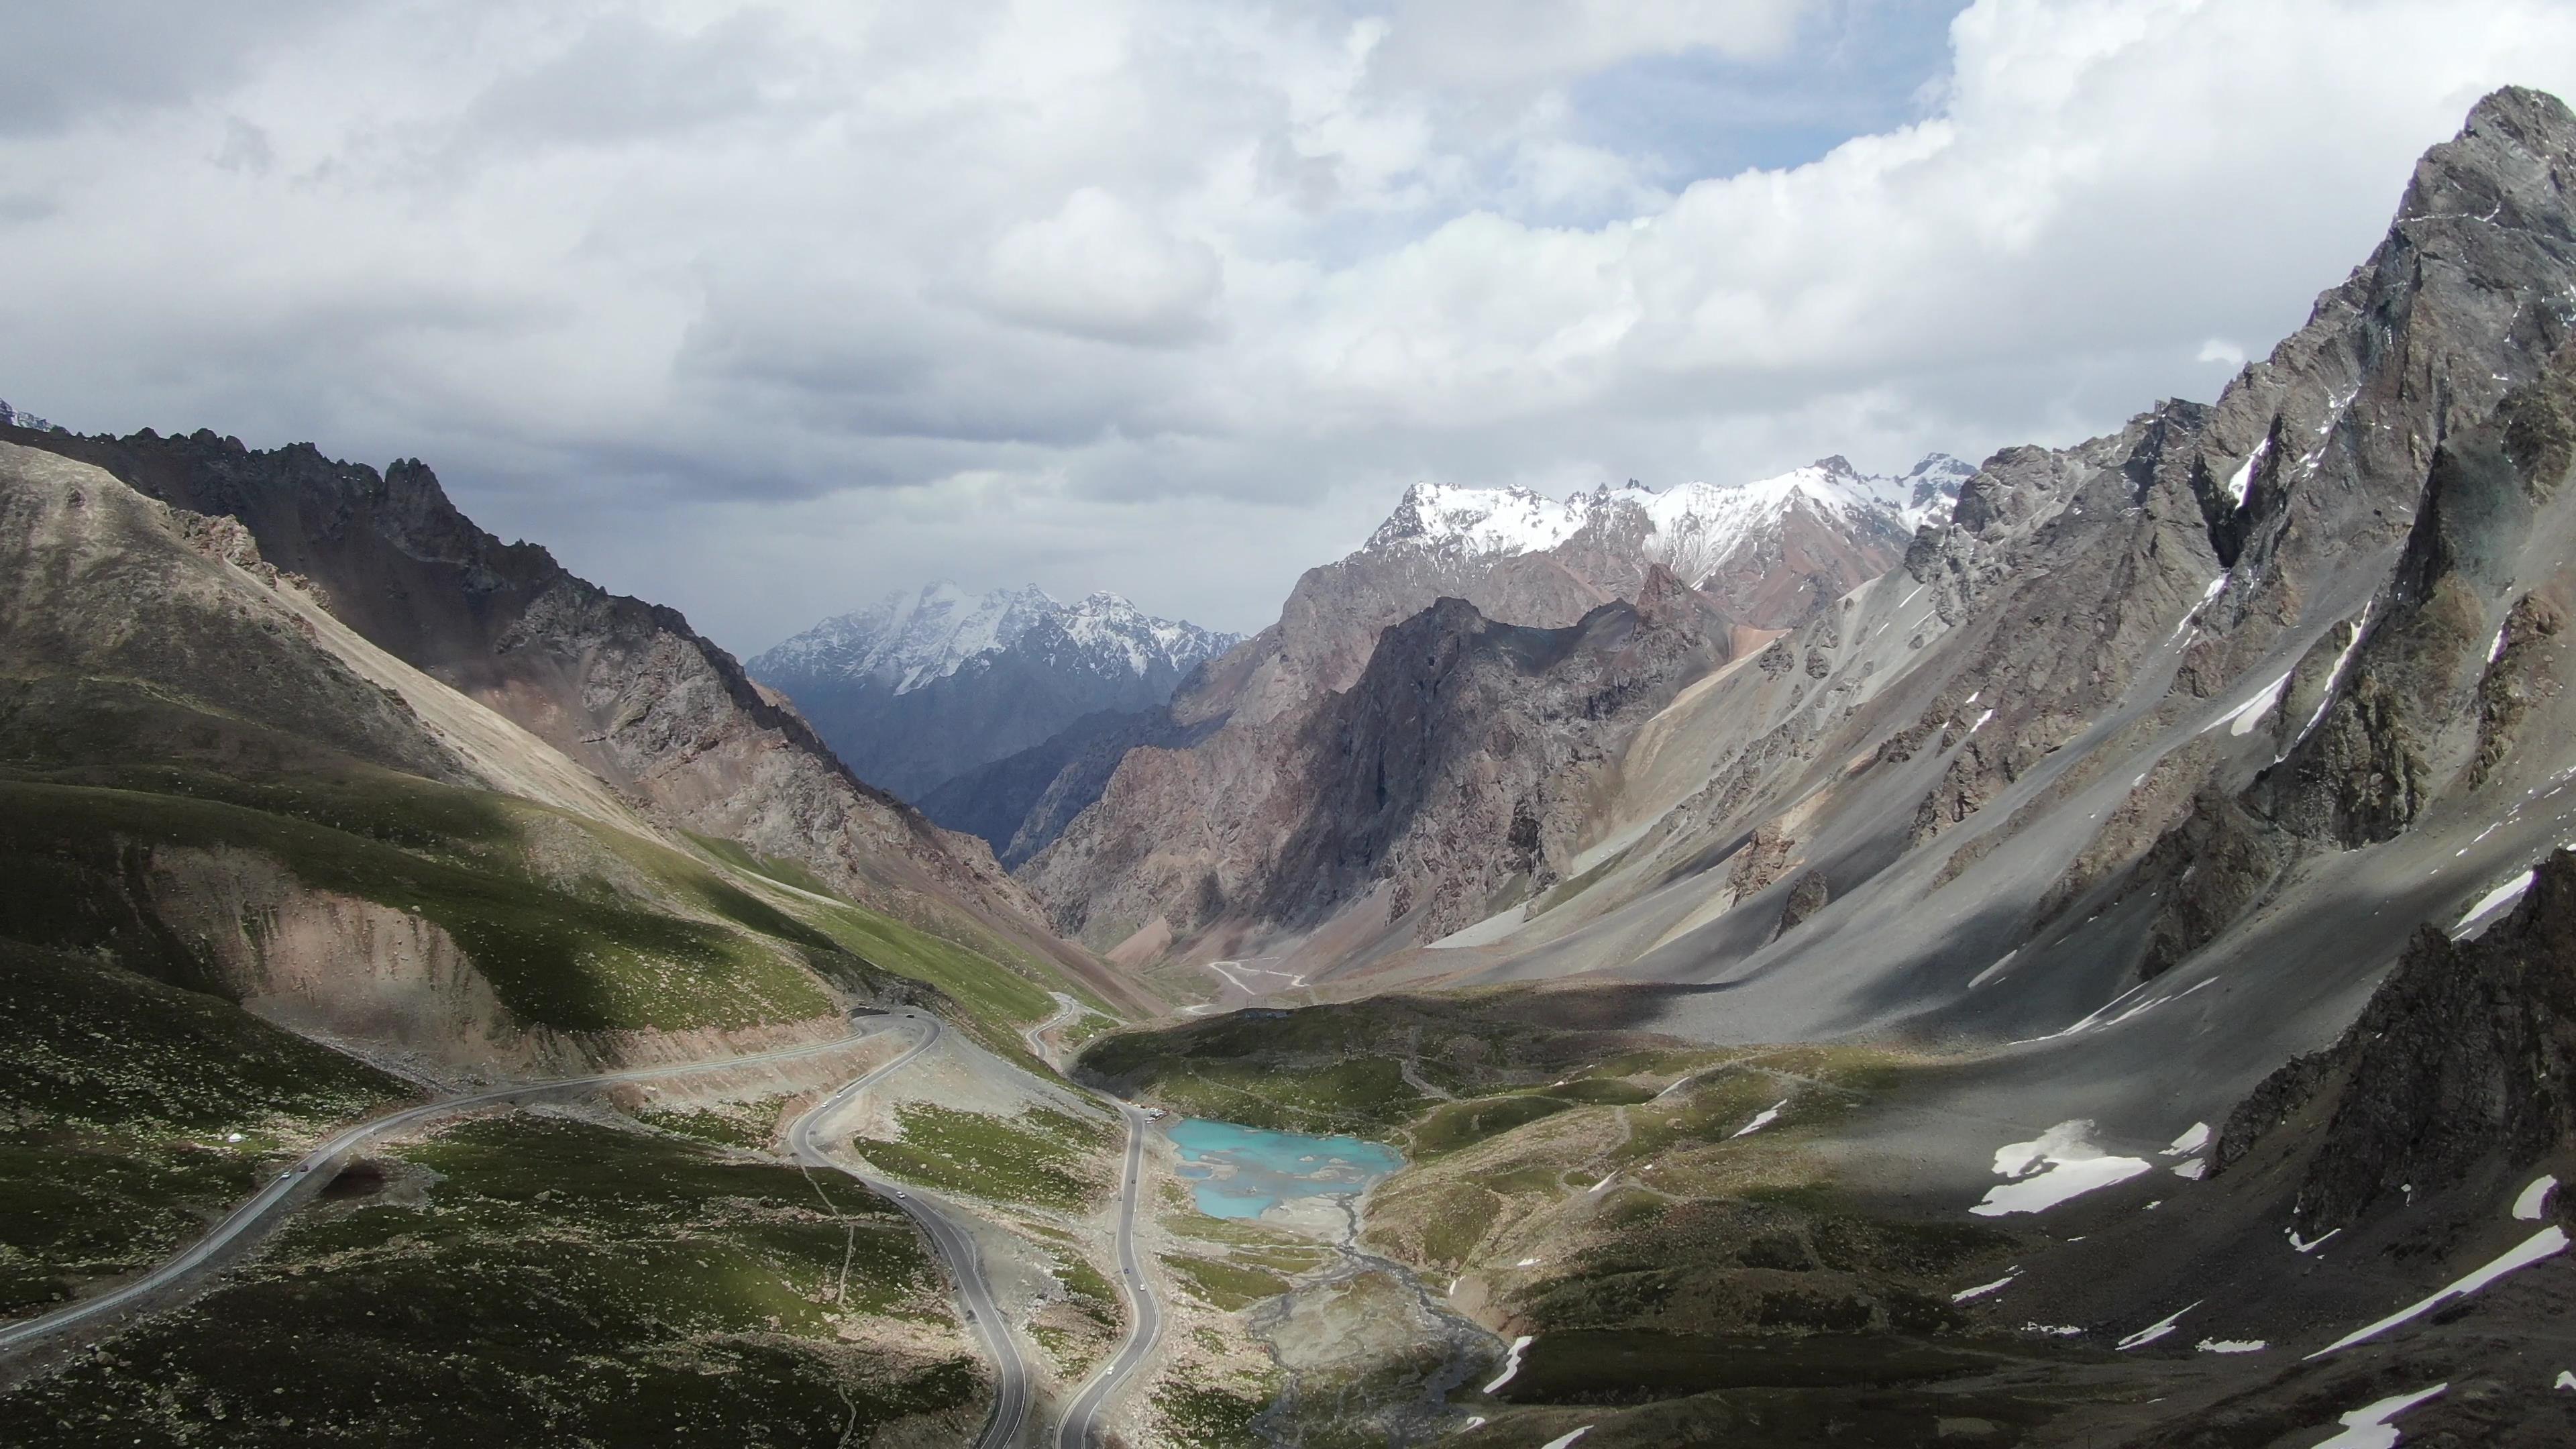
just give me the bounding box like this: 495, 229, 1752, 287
2224, 438, 2271, 506
1951, 1271, 2019, 1303
2203, 668, 2292, 738
1971, 1120, 2153, 1216
1536, 1428, 1593, 1449
2514, 1175, 2559, 1220
2161, 1122, 2211, 1156
2454, 869, 2537, 938
2304, 1383, 2447, 1449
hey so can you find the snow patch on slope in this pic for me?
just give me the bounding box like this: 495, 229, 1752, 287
1972, 1120, 2153, 1216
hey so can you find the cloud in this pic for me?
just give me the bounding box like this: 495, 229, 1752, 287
979, 187, 1226, 345
0, 0, 2572, 653
0, 1, 339, 136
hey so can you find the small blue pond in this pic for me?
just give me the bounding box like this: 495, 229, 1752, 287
1165, 1118, 1405, 1220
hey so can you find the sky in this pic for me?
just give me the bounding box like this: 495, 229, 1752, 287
4, 1, 2575, 651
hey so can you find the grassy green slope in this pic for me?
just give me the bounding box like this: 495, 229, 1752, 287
0, 940, 410, 1318
0, 773, 837, 1032
0, 1115, 983, 1447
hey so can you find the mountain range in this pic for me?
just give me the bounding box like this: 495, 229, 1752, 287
748, 583, 1241, 805
923, 452, 1965, 869
6, 84, 2576, 1449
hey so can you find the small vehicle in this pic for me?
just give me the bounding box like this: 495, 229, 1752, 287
893, 1189, 908, 1199
1144, 1108, 1167, 1121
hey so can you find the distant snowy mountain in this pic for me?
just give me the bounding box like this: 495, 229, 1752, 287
1897, 452, 1975, 529
1366, 452, 1966, 576
748, 584, 1242, 802
0, 398, 63, 433
1352, 452, 1967, 637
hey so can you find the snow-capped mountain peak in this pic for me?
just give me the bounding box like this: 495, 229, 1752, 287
0, 398, 62, 433
754, 582, 1059, 694
1360, 452, 1966, 579
752, 582, 1240, 697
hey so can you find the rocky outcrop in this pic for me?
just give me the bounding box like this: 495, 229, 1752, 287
1774, 871, 1831, 938
1873, 88, 2576, 985
2215, 849, 2576, 1234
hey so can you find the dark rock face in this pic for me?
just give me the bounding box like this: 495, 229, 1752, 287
1265, 579, 1732, 936
1025, 570, 1735, 948
1774, 871, 1831, 938
2217, 850, 2576, 1234
0, 424, 1061, 943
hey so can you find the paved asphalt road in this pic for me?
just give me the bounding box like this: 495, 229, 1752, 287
786, 1014, 1034, 1449
0, 1025, 895, 1356
1054, 1099, 1164, 1449
1020, 991, 1085, 1067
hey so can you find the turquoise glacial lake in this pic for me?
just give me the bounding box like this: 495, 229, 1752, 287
1165, 1118, 1405, 1219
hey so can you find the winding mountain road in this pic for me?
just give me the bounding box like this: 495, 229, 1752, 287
786, 1014, 1034, 1449
1054, 1099, 1164, 1449
1020, 991, 1086, 1068
3, 977, 1173, 1449
0, 1024, 899, 1357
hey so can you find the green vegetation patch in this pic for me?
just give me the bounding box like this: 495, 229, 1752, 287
1053, 1250, 1122, 1329
858, 1103, 1113, 1211
0, 778, 834, 1032
0, 941, 400, 1132
1079, 991, 1695, 1140
0, 941, 406, 1318
682, 832, 842, 900
1153, 1377, 1272, 1448
1411, 1093, 1577, 1158
1128, 1057, 1423, 1136
634, 1095, 787, 1150
1165, 1252, 1293, 1312
0, 1114, 981, 1447
793, 894, 1058, 1034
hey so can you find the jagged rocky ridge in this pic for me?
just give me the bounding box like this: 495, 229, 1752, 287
750, 583, 1240, 804
0, 422, 1077, 961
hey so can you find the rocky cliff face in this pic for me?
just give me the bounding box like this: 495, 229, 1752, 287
749, 584, 1240, 803
0, 423, 1069, 955
1023, 566, 1735, 951
2215, 847, 2576, 1245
